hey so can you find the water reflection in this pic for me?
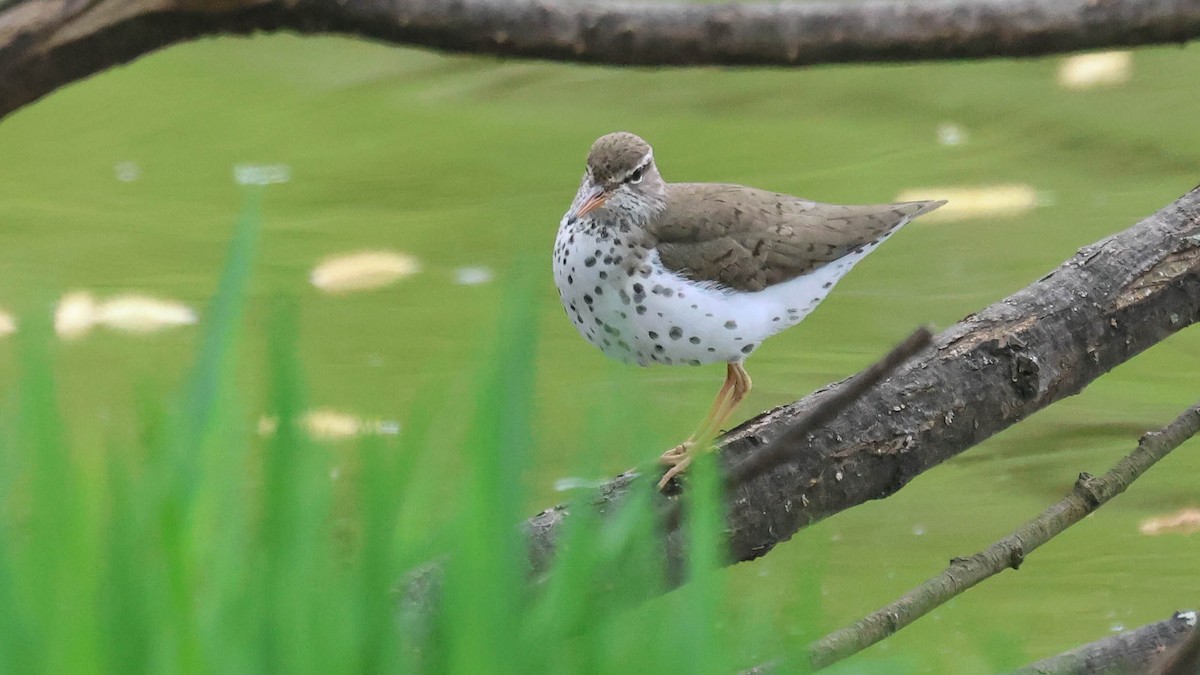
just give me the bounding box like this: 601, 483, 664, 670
114, 161, 141, 182
935, 123, 968, 147
453, 265, 494, 286
553, 476, 610, 492
233, 163, 291, 185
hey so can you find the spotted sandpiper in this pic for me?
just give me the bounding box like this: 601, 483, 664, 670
553, 132, 944, 490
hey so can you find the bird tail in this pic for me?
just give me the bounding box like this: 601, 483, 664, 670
897, 199, 948, 218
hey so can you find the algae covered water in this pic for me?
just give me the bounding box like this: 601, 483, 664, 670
0, 36, 1197, 670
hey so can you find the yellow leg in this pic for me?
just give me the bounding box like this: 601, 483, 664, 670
707, 362, 751, 440
659, 364, 737, 464
658, 362, 752, 490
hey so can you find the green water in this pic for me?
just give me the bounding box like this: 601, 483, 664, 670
1, 36, 1197, 670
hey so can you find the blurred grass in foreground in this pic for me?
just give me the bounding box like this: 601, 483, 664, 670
0, 198, 900, 674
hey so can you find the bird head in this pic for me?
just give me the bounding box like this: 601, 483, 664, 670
566, 132, 667, 226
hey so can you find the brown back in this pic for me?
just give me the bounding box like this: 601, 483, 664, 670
650, 183, 943, 292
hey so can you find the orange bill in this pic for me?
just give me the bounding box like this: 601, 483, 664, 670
573, 188, 609, 219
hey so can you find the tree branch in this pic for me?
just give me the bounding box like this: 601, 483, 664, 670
1156, 616, 1200, 675
525, 184, 1200, 582
4, 0, 1200, 121
661, 328, 933, 532
1013, 610, 1198, 674
724, 327, 934, 489
807, 402, 1200, 669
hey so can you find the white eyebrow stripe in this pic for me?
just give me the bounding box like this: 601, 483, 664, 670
620, 152, 654, 181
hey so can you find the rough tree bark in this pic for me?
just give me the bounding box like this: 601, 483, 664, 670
1013, 610, 1198, 674
525, 184, 1200, 581
3, 0, 1200, 120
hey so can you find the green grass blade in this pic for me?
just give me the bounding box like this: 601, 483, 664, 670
178, 188, 264, 467
441, 263, 540, 675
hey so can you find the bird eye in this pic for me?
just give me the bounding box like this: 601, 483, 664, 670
627, 166, 645, 184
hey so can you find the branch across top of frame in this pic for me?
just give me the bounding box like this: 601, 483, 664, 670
353, 0, 1200, 66
3, 0, 1200, 119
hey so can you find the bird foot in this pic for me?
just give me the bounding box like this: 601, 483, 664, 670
657, 440, 695, 490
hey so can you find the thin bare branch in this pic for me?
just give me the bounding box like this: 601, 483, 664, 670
807, 402, 1200, 669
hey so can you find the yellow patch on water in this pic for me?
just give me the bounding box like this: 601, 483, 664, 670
258, 408, 401, 441
0, 309, 16, 337
302, 409, 365, 440
1139, 508, 1200, 536
310, 250, 422, 293
97, 295, 198, 333
896, 185, 1039, 222
55, 291, 197, 339
55, 292, 100, 340
1058, 51, 1132, 90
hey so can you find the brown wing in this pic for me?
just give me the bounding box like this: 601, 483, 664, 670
649, 183, 944, 292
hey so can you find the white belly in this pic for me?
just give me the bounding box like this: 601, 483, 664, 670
553, 224, 898, 367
